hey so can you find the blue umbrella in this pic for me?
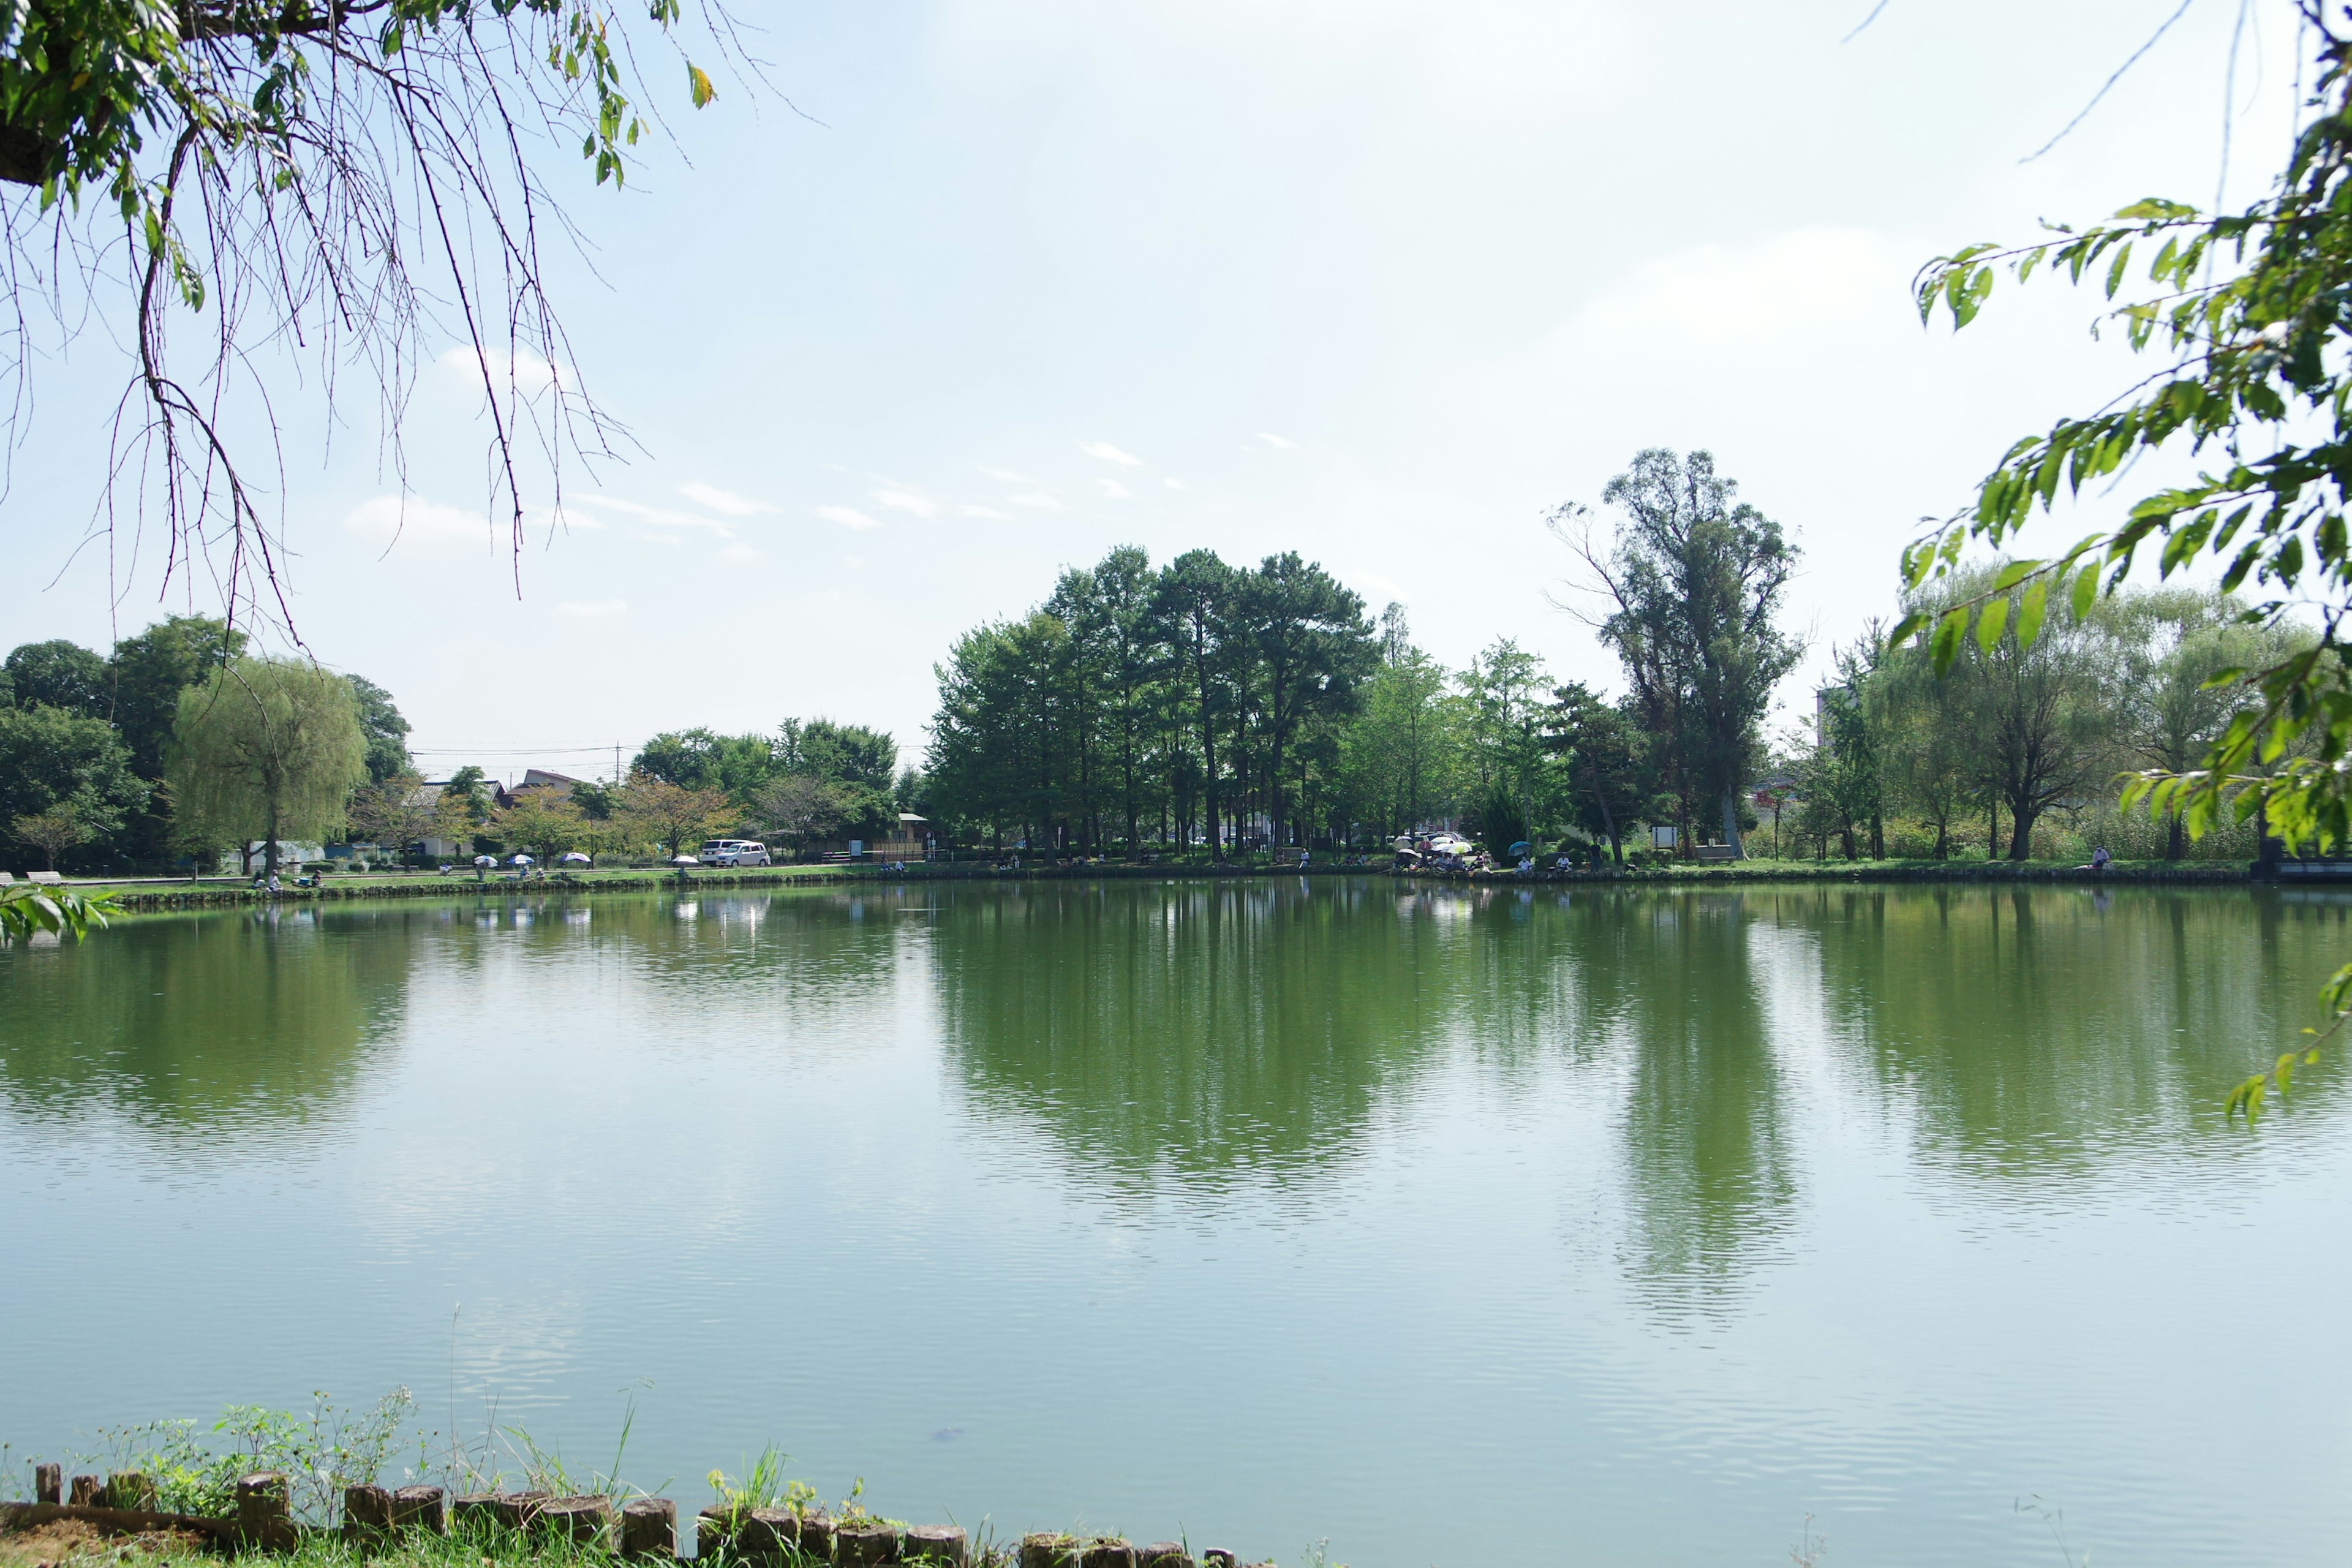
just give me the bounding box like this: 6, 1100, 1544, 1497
1509, 841, 1532, 855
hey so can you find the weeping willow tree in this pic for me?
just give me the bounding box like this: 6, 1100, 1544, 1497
0, 0, 737, 627
168, 656, 369, 875
1901, 6, 2352, 1111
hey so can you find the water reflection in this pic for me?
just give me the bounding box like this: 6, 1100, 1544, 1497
930, 880, 1454, 1182
1782, 885, 2340, 1180
0, 903, 417, 1130
2, 880, 2345, 1264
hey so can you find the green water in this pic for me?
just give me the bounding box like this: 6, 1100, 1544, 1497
2, 880, 2348, 1566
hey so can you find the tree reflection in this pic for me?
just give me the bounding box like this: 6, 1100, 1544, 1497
0, 904, 415, 1128
932, 879, 1463, 1182
1587, 891, 1796, 1312
1784, 885, 2348, 1179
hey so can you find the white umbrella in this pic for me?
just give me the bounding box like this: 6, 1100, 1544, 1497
509, 853, 535, 866
671, 854, 698, 865
472, 854, 497, 868
559, 851, 592, 864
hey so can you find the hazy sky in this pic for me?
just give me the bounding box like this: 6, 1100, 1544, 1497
0, 0, 2302, 782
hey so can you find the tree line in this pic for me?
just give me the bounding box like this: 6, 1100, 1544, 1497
919, 450, 1801, 862
0, 618, 913, 876
0, 622, 408, 876
1795, 570, 2303, 863
7, 448, 2264, 876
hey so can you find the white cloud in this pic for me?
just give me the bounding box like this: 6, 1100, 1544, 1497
718, 543, 766, 565
1163, 477, 1186, 491
1256, 432, 1297, 450
979, 466, 1033, 483
875, 489, 941, 518
343, 496, 497, 560
557, 598, 628, 619
586, 494, 735, 533
680, 481, 780, 516
1564, 226, 1897, 347
436, 345, 565, 396
818, 505, 882, 530
960, 505, 1015, 521
1080, 441, 1144, 467
1099, 478, 1134, 499
1006, 492, 1065, 510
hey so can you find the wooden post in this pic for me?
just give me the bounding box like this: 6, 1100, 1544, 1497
695, 1505, 736, 1561
1201, 1552, 1236, 1568
1079, 1540, 1135, 1568
393, 1485, 447, 1534
67, 1477, 102, 1507
835, 1522, 903, 1566
32, 1464, 61, 1506
902, 1526, 967, 1566
237, 1472, 296, 1553
738, 1507, 793, 1561
344, 1484, 395, 1544
621, 1498, 677, 1561
1139, 1545, 1192, 1568
1019, 1534, 1079, 1568
105, 1474, 157, 1513
793, 1510, 836, 1563
456, 1491, 548, 1533
539, 1496, 616, 1548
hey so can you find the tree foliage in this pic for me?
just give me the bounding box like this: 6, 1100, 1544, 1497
0, 0, 737, 620
2, 638, 108, 716
929, 545, 1376, 858
167, 656, 369, 873
611, 772, 733, 858
1556, 448, 1801, 856
0, 701, 145, 872
344, 768, 441, 861
1904, 16, 2352, 864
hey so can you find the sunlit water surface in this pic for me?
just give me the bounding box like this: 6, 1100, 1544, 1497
3, 880, 2349, 1567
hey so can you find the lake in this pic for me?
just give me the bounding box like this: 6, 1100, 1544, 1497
2, 879, 2349, 1567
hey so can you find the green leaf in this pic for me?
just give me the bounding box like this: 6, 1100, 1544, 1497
2070, 563, 2100, 619
2016, 578, 2049, 649
1974, 595, 2009, 652
1929, 606, 1969, 674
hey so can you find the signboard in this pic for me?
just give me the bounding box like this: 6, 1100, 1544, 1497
1651, 824, 1678, 848
849, 840, 864, 858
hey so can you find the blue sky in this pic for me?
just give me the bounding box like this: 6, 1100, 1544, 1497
0, 0, 2301, 781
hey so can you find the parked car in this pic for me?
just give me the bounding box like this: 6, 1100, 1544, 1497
697, 839, 772, 867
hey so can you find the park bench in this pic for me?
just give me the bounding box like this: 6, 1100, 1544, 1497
1693, 845, 1740, 862
26, 870, 65, 885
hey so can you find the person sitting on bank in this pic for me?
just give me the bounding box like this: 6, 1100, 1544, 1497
2076, 845, 2114, 872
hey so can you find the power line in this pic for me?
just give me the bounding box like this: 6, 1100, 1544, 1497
408, 745, 639, 755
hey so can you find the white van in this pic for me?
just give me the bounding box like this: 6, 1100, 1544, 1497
697, 839, 772, 867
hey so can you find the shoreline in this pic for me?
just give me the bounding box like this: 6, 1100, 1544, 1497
66, 856, 2274, 912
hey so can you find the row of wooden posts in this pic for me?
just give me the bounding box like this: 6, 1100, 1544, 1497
21, 1465, 1264, 1568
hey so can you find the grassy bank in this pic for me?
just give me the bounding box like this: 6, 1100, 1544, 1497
31, 852, 2277, 914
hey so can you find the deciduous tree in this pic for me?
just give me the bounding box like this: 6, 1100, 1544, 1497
0, 703, 145, 872
1556, 449, 1801, 858
167, 657, 369, 876
612, 774, 736, 860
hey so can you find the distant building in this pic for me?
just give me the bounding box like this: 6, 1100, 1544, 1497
513, 768, 581, 799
